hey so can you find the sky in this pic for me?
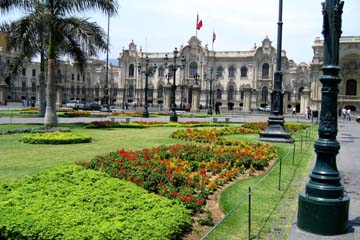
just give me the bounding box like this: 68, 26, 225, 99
2, 0, 360, 64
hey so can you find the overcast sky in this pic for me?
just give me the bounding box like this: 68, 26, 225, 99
2, 0, 360, 64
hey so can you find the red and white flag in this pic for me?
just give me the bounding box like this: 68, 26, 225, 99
196, 14, 203, 30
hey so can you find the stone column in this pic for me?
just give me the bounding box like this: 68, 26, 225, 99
191, 84, 200, 112
283, 91, 288, 114
242, 88, 252, 112
300, 87, 310, 114
0, 82, 7, 105
56, 84, 63, 108
163, 83, 171, 111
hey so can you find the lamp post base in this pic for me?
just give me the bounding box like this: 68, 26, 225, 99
297, 192, 350, 235
170, 113, 178, 122
143, 111, 149, 118
259, 115, 294, 143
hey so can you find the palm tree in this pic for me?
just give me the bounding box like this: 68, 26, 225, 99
1, 4, 48, 117
0, 0, 118, 126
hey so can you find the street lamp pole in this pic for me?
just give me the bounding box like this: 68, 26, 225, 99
207, 67, 214, 115
297, 0, 349, 235
138, 56, 156, 118
164, 48, 186, 122
259, 0, 294, 143
103, 13, 110, 110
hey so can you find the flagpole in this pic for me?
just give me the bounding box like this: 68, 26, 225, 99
196, 12, 198, 37
211, 29, 214, 52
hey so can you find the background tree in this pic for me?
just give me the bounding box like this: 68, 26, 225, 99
0, 0, 118, 126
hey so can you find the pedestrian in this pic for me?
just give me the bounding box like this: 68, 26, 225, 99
346, 108, 351, 121
292, 107, 296, 116
215, 104, 220, 115
342, 108, 347, 120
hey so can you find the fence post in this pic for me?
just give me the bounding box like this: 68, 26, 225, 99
292, 143, 296, 165
248, 187, 251, 240
279, 156, 282, 191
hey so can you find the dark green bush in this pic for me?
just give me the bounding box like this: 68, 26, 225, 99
21, 132, 91, 144
0, 164, 191, 240
0, 127, 71, 135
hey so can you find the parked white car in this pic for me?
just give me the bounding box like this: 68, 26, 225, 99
65, 100, 80, 108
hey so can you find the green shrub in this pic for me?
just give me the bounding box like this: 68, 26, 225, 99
0, 164, 191, 240
0, 127, 71, 135
21, 132, 91, 144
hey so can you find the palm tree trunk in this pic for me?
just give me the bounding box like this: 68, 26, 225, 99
44, 58, 57, 126
38, 53, 46, 117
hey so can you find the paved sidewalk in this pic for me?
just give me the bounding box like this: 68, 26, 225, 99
289, 119, 360, 240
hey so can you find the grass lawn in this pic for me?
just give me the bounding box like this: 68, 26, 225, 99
0, 124, 185, 181
204, 127, 316, 240
0, 122, 317, 239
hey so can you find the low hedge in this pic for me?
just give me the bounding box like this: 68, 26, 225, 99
21, 132, 91, 144
0, 164, 191, 240
0, 127, 71, 135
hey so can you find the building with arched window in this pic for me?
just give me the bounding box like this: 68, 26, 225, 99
1, 34, 359, 114
310, 36, 360, 112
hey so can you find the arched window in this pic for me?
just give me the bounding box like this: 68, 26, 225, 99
217, 66, 223, 77
228, 86, 235, 100
129, 64, 135, 77
189, 62, 198, 77
262, 63, 269, 78
158, 84, 164, 98
346, 79, 357, 96
216, 89, 222, 99
128, 85, 134, 97
228, 66, 236, 78
158, 67, 164, 77
261, 86, 268, 102
298, 87, 304, 100
148, 87, 153, 101
95, 85, 99, 97
241, 66, 248, 77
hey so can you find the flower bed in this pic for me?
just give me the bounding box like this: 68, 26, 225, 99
170, 128, 259, 144
62, 110, 91, 117
21, 132, 91, 144
0, 164, 190, 239
241, 122, 309, 134
79, 143, 277, 212
85, 120, 225, 129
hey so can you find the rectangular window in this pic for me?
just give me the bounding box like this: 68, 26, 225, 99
32, 82, 36, 92
22, 68, 26, 76
71, 74, 74, 81
22, 81, 26, 90
32, 69, 36, 77
77, 74, 80, 81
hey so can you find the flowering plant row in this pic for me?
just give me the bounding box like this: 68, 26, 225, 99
85, 120, 225, 129
80, 143, 277, 212
242, 122, 309, 134
170, 127, 259, 144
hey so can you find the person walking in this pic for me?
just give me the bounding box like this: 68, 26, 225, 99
292, 107, 296, 116
346, 108, 351, 121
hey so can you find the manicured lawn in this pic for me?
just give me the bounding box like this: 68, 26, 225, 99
204, 127, 316, 240
0, 124, 184, 181
0, 122, 316, 239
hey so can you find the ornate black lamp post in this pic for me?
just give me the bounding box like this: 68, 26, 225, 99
103, 13, 110, 111
138, 56, 157, 118
259, 0, 294, 143
206, 67, 215, 115
164, 48, 186, 122
297, 0, 349, 235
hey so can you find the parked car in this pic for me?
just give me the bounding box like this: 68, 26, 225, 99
65, 100, 80, 108
83, 102, 101, 111
356, 116, 360, 123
